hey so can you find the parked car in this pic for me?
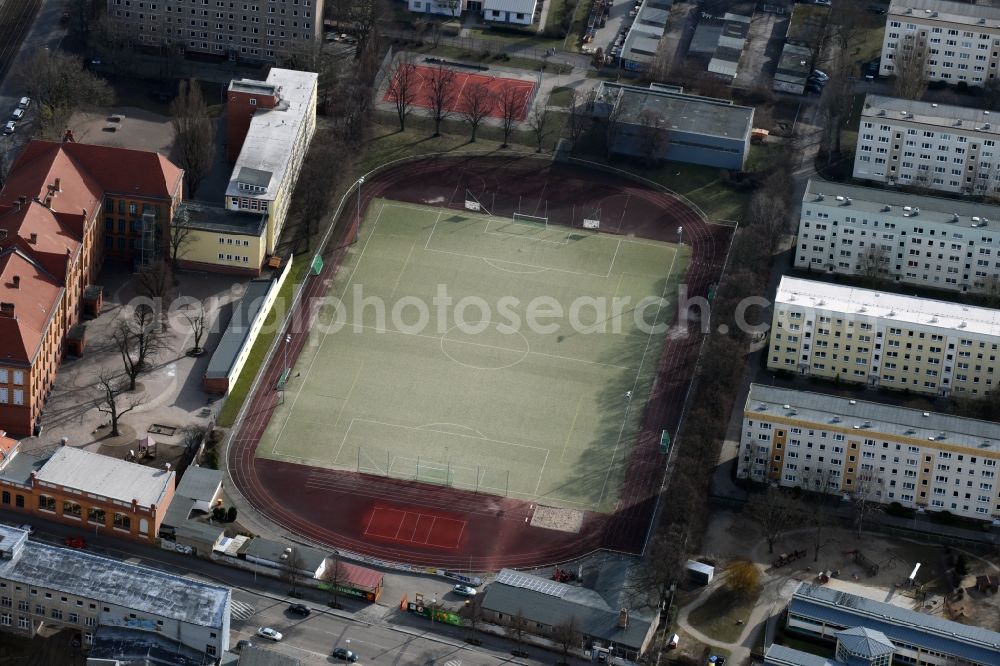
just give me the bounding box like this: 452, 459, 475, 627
867, 3, 887, 14
64, 537, 86, 549
812, 69, 830, 81
236, 639, 253, 651
452, 584, 477, 597
256, 627, 282, 642
10, 109, 23, 121
332, 647, 358, 662
2, 122, 14, 136
814, 0, 831, 5
807, 75, 827, 86
805, 83, 825, 95
288, 603, 311, 617
668, 633, 680, 649
16, 524, 32, 534
17, 97, 29, 109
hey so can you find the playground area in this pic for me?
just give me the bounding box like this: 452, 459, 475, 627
257, 199, 688, 513
383, 62, 538, 121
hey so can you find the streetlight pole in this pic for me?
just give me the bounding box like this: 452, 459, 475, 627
355, 177, 365, 243
677, 226, 684, 245
281, 334, 291, 404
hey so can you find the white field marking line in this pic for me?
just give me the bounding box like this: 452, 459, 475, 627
417, 422, 488, 438
533, 449, 550, 496
481, 258, 549, 274
560, 395, 586, 464
393, 513, 408, 540
347, 322, 634, 371
358, 444, 387, 475
596, 244, 679, 507
343, 416, 551, 455
421, 516, 437, 544
606, 239, 622, 278
424, 245, 612, 278
333, 418, 357, 467
272, 200, 390, 453
363, 509, 378, 536
388, 241, 417, 300
423, 209, 445, 251
333, 362, 363, 429
450, 521, 467, 548
483, 219, 569, 246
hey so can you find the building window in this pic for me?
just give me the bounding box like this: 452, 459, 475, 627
1, 492, 7, 505
206, 645, 217, 657
87, 507, 105, 525
85, 616, 96, 627
113, 513, 131, 531
0, 597, 10, 608
0, 369, 6, 382
50, 608, 62, 620
16, 616, 27, 629
16, 601, 27, 612
62, 501, 81, 519
12, 390, 22, 406
38, 495, 55, 512
0, 389, 6, 404
12, 371, 23, 385
15, 495, 23, 508
68, 612, 78, 624
1, 613, 11, 626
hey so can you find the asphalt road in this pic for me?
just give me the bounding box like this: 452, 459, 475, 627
0, 510, 575, 665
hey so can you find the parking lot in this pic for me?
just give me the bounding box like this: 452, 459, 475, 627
733, 9, 789, 90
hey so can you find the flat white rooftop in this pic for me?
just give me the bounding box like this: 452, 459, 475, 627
775, 276, 1000, 339
888, 0, 1000, 27
747, 384, 1000, 453
0, 525, 229, 628
804, 178, 1000, 230
34, 446, 173, 509
225, 68, 317, 201
862, 93, 1000, 136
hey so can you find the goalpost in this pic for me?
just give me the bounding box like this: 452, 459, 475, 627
512, 212, 549, 229
464, 189, 492, 217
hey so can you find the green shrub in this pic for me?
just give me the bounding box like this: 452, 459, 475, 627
226, 506, 238, 522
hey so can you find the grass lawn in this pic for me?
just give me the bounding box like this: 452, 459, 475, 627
621, 160, 749, 223
687, 587, 760, 643
216, 258, 310, 428
776, 635, 835, 658
465, 26, 563, 50
548, 86, 576, 107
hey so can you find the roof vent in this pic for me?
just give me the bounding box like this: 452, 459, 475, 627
836, 196, 845, 202
980, 18, 987, 24
29, 233, 37, 244
863, 421, 872, 428
832, 416, 842, 423
11, 276, 19, 289
932, 103, 938, 108
783, 404, 791, 409
923, 412, 930, 417
816, 193, 825, 201
849, 400, 857, 405
878, 110, 886, 117
881, 205, 891, 212
959, 321, 967, 328
950, 213, 959, 223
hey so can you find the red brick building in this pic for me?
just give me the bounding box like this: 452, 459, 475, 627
0, 138, 183, 437
225, 78, 280, 162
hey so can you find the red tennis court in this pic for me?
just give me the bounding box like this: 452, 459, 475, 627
384, 64, 536, 121
363, 505, 467, 550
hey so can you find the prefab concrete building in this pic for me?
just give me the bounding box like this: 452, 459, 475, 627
593, 82, 754, 169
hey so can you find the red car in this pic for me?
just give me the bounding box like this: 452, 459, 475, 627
64, 537, 86, 549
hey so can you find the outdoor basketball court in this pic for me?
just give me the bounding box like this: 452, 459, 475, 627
384, 63, 537, 121
256, 198, 688, 514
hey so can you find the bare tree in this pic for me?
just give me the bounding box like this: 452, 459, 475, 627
287, 129, 349, 253
892, 33, 929, 101
507, 609, 529, 654
857, 243, 890, 286
603, 98, 627, 160
798, 467, 840, 562
551, 616, 581, 663
319, 553, 347, 609
461, 83, 493, 143
462, 594, 484, 644
746, 188, 787, 256
387, 57, 419, 131
746, 487, 800, 554
349, 0, 382, 58
281, 549, 307, 596
183, 303, 208, 355
853, 468, 885, 536
427, 64, 457, 137
635, 109, 668, 166
94, 369, 143, 437
113, 304, 164, 391
975, 274, 1000, 309
135, 262, 175, 305
497, 86, 522, 148
171, 79, 216, 195
21, 50, 114, 136
169, 207, 196, 267
566, 90, 590, 151
527, 105, 549, 153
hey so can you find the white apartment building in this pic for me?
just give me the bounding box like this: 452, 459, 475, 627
0, 525, 231, 658
769, 276, 1000, 397
879, 0, 1000, 85
795, 178, 1000, 293
406, 0, 540, 25
738, 384, 1000, 521
853, 94, 1000, 195
106, 0, 323, 63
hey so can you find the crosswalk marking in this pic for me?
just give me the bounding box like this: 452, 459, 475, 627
230, 600, 256, 621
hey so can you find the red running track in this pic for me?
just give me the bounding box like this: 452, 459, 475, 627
227, 155, 732, 570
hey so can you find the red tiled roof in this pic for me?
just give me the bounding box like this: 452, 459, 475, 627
0, 142, 103, 217
0, 431, 17, 461
0, 202, 81, 282
0, 248, 64, 365
337, 561, 384, 592
60, 142, 183, 200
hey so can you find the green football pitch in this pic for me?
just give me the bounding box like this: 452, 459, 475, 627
257, 199, 689, 512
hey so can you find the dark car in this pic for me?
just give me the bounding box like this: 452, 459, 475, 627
867, 4, 887, 14
805, 83, 824, 94
332, 647, 358, 662
64, 537, 86, 549
288, 603, 311, 617
236, 639, 253, 652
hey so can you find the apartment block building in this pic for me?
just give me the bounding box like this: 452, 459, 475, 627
106, 0, 323, 64
768, 276, 1000, 397
795, 178, 1000, 293
0, 525, 230, 657
0, 138, 183, 437
739, 384, 1000, 520
852, 94, 1000, 195
879, 0, 1000, 86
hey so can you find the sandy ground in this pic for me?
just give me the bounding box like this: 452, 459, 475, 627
66, 106, 176, 161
